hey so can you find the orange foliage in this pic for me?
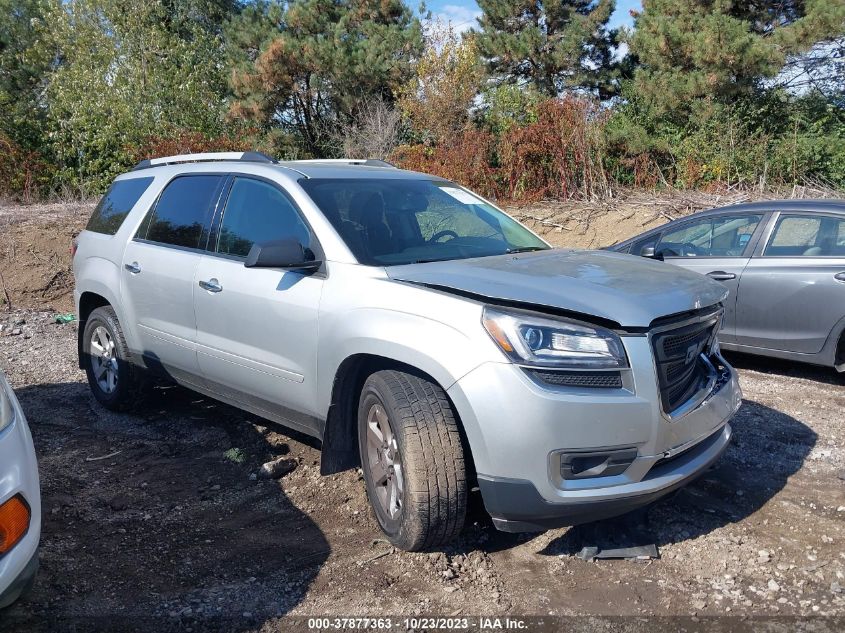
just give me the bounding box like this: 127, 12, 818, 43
394, 96, 611, 203
0, 134, 53, 203
127, 130, 260, 162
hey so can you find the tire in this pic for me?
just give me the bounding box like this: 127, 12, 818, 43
82, 306, 144, 411
357, 370, 467, 551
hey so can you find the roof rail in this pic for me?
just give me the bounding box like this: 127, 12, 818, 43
282, 158, 397, 168
131, 151, 277, 171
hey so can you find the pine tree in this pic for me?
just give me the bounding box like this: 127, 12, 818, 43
629, 0, 845, 116
474, 0, 620, 98
227, 0, 422, 156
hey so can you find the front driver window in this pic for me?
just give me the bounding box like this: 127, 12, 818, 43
657, 215, 761, 257
217, 178, 311, 258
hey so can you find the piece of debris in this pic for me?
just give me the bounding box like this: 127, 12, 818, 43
54, 313, 76, 324
223, 448, 246, 463
85, 450, 122, 462
576, 543, 659, 561
568, 509, 660, 561
259, 457, 297, 479
357, 547, 394, 566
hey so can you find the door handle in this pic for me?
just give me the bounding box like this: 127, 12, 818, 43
199, 278, 223, 293
124, 262, 141, 274
707, 271, 736, 281
835, 272, 845, 283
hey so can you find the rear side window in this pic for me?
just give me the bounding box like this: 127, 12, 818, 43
764, 214, 845, 257
86, 177, 154, 235
139, 175, 225, 249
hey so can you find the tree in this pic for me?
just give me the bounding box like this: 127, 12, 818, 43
41, 0, 238, 190
474, 0, 620, 98
628, 0, 845, 118
0, 0, 51, 151
227, 0, 422, 157
397, 20, 485, 145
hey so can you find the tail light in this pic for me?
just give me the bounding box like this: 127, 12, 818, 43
70, 237, 79, 258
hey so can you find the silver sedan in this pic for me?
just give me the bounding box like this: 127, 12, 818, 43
611, 200, 845, 372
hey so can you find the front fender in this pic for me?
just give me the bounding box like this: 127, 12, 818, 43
316, 306, 492, 414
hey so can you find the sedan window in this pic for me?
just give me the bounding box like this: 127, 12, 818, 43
656, 215, 762, 257
764, 215, 845, 257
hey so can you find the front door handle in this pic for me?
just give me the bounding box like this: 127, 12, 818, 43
198, 278, 223, 293
835, 272, 845, 283
707, 271, 736, 281
124, 262, 141, 274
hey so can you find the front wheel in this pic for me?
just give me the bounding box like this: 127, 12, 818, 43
83, 306, 144, 411
357, 370, 467, 551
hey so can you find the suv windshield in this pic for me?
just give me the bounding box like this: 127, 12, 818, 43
299, 178, 549, 265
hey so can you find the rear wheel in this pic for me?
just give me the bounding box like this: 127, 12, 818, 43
357, 370, 467, 551
83, 306, 144, 411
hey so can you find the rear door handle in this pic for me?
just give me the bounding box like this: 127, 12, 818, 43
198, 278, 223, 293
706, 271, 736, 281
124, 262, 141, 274
835, 272, 845, 283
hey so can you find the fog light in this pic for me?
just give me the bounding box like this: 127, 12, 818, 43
560, 448, 637, 480
0, 495, 30, 555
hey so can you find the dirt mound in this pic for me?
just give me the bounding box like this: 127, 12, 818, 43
0, 201, 92, 313
505, 190, 766, 250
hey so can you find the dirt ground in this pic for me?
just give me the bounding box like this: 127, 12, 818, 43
1, 194, 844, 631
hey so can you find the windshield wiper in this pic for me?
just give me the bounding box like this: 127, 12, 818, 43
409, 257, 456, 264
506, 246, 547, 254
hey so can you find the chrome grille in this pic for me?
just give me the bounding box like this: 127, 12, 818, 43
651, 312, 720, 414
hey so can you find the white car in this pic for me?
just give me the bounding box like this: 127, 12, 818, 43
0, 370, 40, 609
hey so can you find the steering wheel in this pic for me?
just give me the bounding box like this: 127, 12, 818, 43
679, 243, 706, 256
428, 230, 459, 243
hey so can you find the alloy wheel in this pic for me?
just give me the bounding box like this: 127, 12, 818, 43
90, 326, 118, 394
365, 402, 404, 519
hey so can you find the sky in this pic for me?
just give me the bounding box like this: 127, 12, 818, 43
424, 0, 643, 34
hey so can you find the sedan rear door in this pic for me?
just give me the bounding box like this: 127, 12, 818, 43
734, 212, 845, 353
654, 213, 766, 344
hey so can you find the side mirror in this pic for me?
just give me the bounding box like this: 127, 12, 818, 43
244, 239, 322, 272
640, 246, 664, 261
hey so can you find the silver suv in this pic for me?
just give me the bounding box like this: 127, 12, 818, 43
73, 152, 742, 551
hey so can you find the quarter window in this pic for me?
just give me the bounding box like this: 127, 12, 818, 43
87, 177, 154, 235
764, 214, 845, 257
217, 178, 311, 258
140, 175, 224, 249
657, 215, 761, 257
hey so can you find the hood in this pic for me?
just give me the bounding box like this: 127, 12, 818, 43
387, 249, 728, 329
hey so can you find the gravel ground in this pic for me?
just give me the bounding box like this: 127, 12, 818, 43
1, 196, 844, 631
1, 308, 843, 632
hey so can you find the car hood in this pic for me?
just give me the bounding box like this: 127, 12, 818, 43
387, 249, 728, 329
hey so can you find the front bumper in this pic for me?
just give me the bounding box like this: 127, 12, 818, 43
446, 337, 741, 532
478, 424, 731, 531
0, 375, 41, 609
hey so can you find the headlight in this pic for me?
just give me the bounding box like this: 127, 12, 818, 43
482, 306, 629, 369
0, 377, 15, 433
